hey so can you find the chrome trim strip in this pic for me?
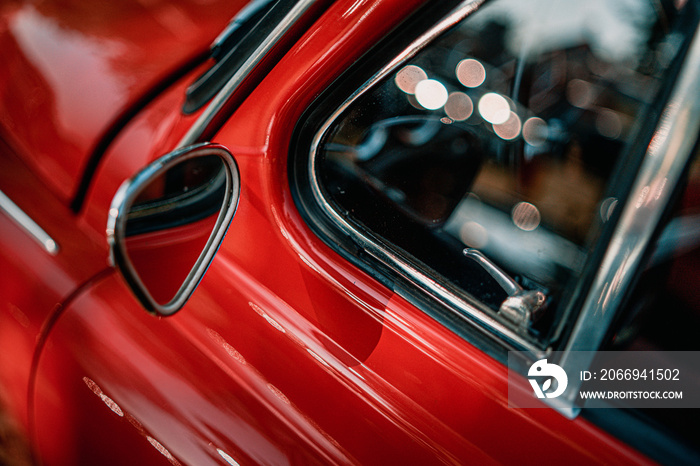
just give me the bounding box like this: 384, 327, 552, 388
0, 189, 59, 255
306, 0, 542, 352
555, 24, 700, 417
178, 0, 318, 147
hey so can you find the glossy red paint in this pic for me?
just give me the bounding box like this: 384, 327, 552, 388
21, 0, 658, 464
0, 0, 241, 439
0, 135, 106, 435
0, 0, 244, 204
0, 0, 670, 464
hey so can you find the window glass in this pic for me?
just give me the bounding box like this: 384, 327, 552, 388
313, 0, 686, 341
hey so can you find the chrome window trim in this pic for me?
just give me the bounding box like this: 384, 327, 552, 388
305, 0, 700, 406
554, 23, 700, 418
0, 189, 59, 255
178, 0, 319, 147
306, 0, 543, 353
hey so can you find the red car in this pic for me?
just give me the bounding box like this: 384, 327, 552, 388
1, 0, 699, 464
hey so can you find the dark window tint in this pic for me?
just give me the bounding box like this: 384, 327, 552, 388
312, 0, 686, 342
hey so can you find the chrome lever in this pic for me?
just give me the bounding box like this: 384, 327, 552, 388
463, 248, 546, 331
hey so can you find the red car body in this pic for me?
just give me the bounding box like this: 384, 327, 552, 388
0, 0, 694, 464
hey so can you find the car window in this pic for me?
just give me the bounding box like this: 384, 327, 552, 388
299, 0, 691, 349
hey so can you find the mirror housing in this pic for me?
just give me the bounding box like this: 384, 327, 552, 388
107, 143, 240, 315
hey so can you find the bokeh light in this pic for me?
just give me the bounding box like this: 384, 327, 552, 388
456, 59, 486, 88
415, 79, 449, 110
566, 79, 595, 108
493, 111, 522, 140
596, 108, 623, 139
522, 117, 548, 146
444, 92, 473, 121
511, 202, 541, 231
394, 65, 428, 94
478, 92, 511, 124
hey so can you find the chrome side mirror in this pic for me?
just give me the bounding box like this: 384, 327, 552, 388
107, 143, 240, 315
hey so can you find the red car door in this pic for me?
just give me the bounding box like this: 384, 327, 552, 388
2, 0, 699, 464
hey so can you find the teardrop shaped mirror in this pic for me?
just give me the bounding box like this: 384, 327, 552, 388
107, 143, 240, 315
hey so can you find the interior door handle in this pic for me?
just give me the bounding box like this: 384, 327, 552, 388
463, 248, 547, 331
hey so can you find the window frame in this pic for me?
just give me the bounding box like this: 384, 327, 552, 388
304, 0, 541, 353
291, 0, 700, 418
